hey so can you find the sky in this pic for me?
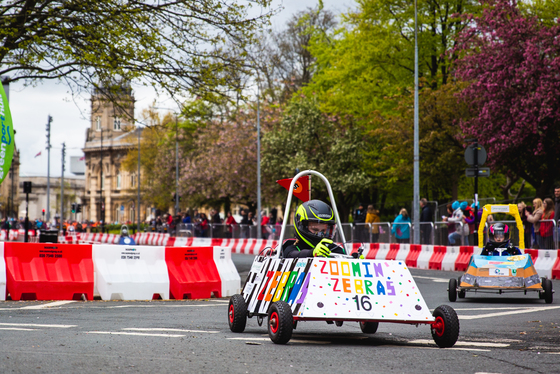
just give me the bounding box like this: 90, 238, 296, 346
11, 0, 354, 178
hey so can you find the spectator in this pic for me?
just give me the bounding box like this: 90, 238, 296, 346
462, 201, 474, 245
419, 198, 432, 244
365, 205, 380, 243
248, 211, 255, 238
518, 202, 533, 248
270, 207, 278, 225
445, 201, 465, 245
211, 209, 221, 224
261, 211, 270, 239
199, 213, 209, 237
225, 211, 237, 239
391, 208, 411, 244
274, 217, 283, 240
525, 198, 544, 248
541, 198, 555, 249
353, 203, 367, 242
240, 208, 249, 238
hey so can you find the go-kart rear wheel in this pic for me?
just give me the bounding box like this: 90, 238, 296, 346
268, 301, 293, 344
359, 321, 379, 334
228, 294, 247, 333
431, 305, 460, 348
543, 278, 553, 304
448, 278, 457, 302
458, 289, 466, 299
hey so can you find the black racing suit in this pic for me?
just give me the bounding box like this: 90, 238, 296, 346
283, 239, 345, 258
480, 242, 522, 256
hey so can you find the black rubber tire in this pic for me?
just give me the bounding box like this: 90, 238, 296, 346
448, 278, 457, 302
458, 289, 466, 299
543, 278, 553, 304
228, 294, 247, 333
268, 301, 293, 344
431, 305, 460, 348
359, 321, 379, 334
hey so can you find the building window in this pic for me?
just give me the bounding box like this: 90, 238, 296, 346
114, 117, 121, 131
96, 116, 101, 131
131, 174, 136, 188
101, 174, 105, 190
116, 172, 121, 189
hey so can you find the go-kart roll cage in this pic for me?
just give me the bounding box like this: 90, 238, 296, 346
276, 170, 348, 258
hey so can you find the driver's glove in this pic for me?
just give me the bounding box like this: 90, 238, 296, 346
313, 238, 333, 257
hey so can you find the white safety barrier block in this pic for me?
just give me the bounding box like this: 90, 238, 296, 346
441, 246, 460, 271
191, 237, 212, 247
213, 246, 241, 297
0, 242, 5, 300
172, 237, 190, 247
534, 249, 558, 279
395, 244, 408, 262
416, 245, 435, 269
375, 243, 391, 260
93, 244, 170, 300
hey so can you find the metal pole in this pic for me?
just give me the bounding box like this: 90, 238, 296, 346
100, 128, 104, 233
413, 0, 420, 244
257, 83, 262, 239
46, 115, 52, 223
175, 114, 179, 215
474, 139, 479, 246
60, 143, 65, 235
137, 126, 141, 234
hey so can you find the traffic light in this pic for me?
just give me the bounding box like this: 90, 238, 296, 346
76, 204, 82, 213
71, 203, 76, 213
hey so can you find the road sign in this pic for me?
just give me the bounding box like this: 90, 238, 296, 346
120, 204, 124, 211
464, 144, 487, 166
466, 167, 490, 177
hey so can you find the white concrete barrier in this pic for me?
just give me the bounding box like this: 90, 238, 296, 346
93, 245, 170, 300
441, 246, 460, 271
375, 243, 391, 260
533, 249, 558, 279
213, 246, 241, 297
395, 244, 409, 262
416, 245, 435, 269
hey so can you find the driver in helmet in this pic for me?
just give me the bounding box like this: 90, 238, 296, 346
283, 200, 346, 258
480, 223, 522, 256
118, 225, 137, 245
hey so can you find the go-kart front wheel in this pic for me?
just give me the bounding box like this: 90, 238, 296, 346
448, 278, 457, 302
359, 321, 379, 334
228, 294, 247, 333
431, 305, 460, 348
542, 278, 553, 304
268, 301, 293, 344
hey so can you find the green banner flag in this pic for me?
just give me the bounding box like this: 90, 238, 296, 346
0, 83, 14, 184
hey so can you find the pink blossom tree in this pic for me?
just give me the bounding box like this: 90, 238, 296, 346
453, 0, 560, 196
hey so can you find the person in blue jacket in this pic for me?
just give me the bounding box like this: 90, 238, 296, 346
118, 226, 136, 245
480, 223, 522, 256
392, 208, 411, 243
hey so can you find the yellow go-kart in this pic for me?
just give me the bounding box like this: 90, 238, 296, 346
448, 204, 553, 303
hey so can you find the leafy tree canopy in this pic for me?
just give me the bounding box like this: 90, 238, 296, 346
0, 0, 273, 102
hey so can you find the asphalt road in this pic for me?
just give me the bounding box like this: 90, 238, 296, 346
0, 254, 558, 374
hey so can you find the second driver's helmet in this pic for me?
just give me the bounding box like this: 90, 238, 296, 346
488, 223, 510, 248
294, 200, 336, 248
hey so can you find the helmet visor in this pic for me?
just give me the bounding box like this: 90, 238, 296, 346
305, 221, 336, 239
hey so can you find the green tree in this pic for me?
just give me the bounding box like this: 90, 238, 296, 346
262, 95, 371, 221
0, 0, 272, 102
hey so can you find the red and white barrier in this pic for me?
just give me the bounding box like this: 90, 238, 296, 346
213, 246, 241, 297
93, 245, 170, 300
416, 245, 435, 269
441, 246, 460, 271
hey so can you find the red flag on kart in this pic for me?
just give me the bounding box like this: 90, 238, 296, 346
276, 176, 310, 202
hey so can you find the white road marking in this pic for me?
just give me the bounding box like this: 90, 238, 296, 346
459, 306, 560, 320
408, 339, 509, 348
0, 323, 76, 328
453, 307, 535, 311
85, 331, 185, 337
123, 328, 218, 334
0, 327, 38, 331
20, 301, 77, 309
413, 275, 449, 283
108, 304, 223, 309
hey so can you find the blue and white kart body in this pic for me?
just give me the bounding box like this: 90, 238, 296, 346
228, 170, 459, 347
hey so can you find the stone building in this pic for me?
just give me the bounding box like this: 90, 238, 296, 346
17, 176, 85, 221
81, 83, 144, 224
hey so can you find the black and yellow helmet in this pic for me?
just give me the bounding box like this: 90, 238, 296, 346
294, 200, 336, 247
